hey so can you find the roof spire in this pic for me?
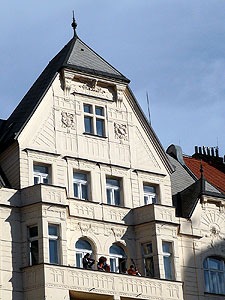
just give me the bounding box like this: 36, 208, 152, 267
71, 10, 77, 37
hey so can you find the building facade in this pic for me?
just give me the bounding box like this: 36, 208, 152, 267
0, 23, 224, 300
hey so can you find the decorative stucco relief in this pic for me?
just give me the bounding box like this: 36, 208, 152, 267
72, 81, 115, 101
61, 111, 75, 129
201, 210, 224, 248
114, 123, 128, 140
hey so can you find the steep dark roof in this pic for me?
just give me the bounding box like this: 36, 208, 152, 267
0, 36, 129, 151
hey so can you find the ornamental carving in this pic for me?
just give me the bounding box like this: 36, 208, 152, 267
114, 123, 128, 140
61, 111, 75, 128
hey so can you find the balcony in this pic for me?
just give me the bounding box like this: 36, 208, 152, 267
23, 264, 184, 300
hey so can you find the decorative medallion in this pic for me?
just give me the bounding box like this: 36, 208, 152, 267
114, 122, 128, 140
61, 111, 75, 128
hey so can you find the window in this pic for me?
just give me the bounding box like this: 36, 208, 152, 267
204, 257, 225, 295
73, 172, 88, 200
28, 226, 39, 266
48, 225, 59, 264
142, 243, 154, 277
33, 164, 49, 184
75, 239, 94, 268
109, 244, 126, 273
83, 104, 105, 136
162, 242, 173, 280
106, 178, 121, 206
143, 185, 157, 205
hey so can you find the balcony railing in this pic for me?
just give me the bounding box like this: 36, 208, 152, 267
23, 264, 184, 300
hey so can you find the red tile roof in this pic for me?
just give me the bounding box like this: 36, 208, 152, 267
183, 156, 225, 194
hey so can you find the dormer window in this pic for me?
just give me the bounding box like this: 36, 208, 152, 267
143, 185, 157, 205
33, 164, 49, 184
84, 104, 105, 137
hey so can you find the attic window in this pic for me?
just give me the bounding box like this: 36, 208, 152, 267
81, 48, 84, 51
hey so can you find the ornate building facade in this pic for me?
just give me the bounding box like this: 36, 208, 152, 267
0, 21, 224, 300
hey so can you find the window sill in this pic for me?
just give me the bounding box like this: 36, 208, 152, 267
83, 132, 107, 139
70, 197, 99, 204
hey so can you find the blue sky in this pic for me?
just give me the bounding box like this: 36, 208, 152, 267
0, 0, 224, 156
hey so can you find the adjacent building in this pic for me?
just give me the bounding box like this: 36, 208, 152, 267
0, 20, 224, 300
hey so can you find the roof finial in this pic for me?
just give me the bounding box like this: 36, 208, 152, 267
71, 10, 77, 37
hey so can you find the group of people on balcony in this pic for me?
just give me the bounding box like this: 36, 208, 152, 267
82, 253, 141, 276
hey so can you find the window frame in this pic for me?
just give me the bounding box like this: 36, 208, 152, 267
162, 241, 173, 280
27, 225, 39, 266
33, 163, 50, 185
143, 183, 158, 205
48, 224, 60, 265
142, 242, 154, 278
75, 239, 94, 268
83, 103, 106, 137
204, 257, 225, 295
73, 171, 89, 200
109, 244, 127, 273
106, 177, 122, 206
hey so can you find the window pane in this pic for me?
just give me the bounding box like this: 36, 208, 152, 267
76, 253, 82, 268
95, 107, 104, 116
96, 119, 104, 136
84, 117, 93, 133
114, 189, 120, 206
84, 104, 92, 113
208, 257, 222, 270
211, 271, 218, 294
204, 270, 210, 293
110, 257, 116, 273
34, 165, 48, 174
74, 183, 79, 197
164, 256, 172, 279
73, 173, 87, 181
162, 242, 171, 254
218, 273, 225, 294
107, 188, 111, 204
75, 239, 92, 250
145, 257, 154, 277
30, 240, 39, 265
106, 178, 120, 187
29, 226, 38, 238
110, 245, 125, 256
34, 176, 39, 184
81, 184, 87, 200
144, 185, 156, 193
143, 243, 152, 255
43, 177, 49, 184
48, 225, 58, 236
49, 240, 58, 264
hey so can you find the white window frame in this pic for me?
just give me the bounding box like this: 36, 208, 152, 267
28, 225, 39, 266
143, 184, 157, 205
75, 241, 93, 268
162, 241, 173, 280
83, 103, 105, 136
73, 172, 88, 200
106, 178, 121, 206
142, 242, 154, 277
109, 245, 126, 273
48, 224, 59, 264
204, 257, 225, 295
33, 164, 50, 184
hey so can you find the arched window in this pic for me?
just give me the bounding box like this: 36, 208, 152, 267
204, 257, 225, 295
109, 244, 126, 273
75, 239, 94, 268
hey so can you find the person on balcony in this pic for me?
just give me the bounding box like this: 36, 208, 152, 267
97, 256, 110, 272
82, 253, 95, 269
128, 265, 141, 276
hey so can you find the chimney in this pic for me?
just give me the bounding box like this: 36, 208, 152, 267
203, 146, 206, 155
211, 147, 214, 157
215, 147, 219, 157
198, 147, 202, 154
206, 147, 210, 156
195, 146, 198, 154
